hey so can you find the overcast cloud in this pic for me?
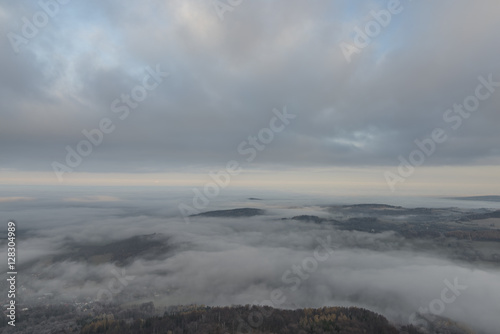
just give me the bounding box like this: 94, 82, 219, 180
1, 0, 499, 176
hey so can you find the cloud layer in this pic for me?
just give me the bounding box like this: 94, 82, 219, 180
2, 189, 500, 333
1, 0, 500, 174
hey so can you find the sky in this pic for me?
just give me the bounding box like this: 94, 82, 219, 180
1, 0, 499, 195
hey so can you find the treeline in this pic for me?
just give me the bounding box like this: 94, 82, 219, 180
80, 304, 424, 334
0, 303, 424, 333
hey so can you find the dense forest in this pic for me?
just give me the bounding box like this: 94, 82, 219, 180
1, 302, 423, 334
79, 305, 423, 334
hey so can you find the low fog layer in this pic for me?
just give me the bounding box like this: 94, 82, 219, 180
1, 187, 500, 333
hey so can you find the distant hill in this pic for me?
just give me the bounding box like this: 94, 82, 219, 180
20, 233, 171, 269
448, 195, 500, 202
191, 208, 265, 217
342, 204, 403, 209
289, 215, 327, 224
463, 210, 500, 220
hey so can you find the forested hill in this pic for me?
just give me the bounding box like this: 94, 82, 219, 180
79, 305, 423, 334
